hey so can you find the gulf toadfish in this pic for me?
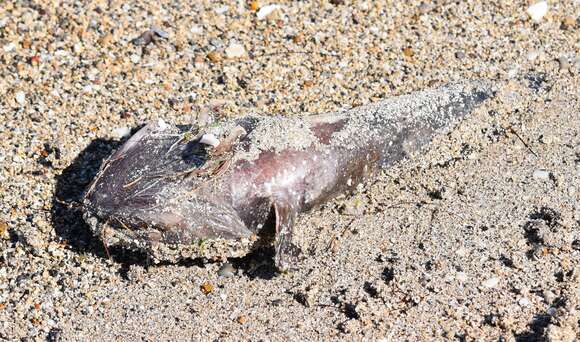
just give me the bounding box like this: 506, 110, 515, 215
83, 80, 493, 270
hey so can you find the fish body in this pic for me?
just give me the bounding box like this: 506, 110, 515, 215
83, 80, 493, 269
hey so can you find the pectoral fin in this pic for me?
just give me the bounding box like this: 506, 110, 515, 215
273, 200, 302, 271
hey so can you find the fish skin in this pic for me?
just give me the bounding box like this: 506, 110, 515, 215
82, 80, 494, 270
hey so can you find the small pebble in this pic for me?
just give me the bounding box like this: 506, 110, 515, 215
256, 4, 280, 20
518, 297, 531, 307
455, 51, 465, 59
207, 51, 222, 63
225, 43, 246, 59
200, 282, 214, 295
15, 91, 26, 105
403, 47, 414, 58
209, 38, 223, 48
527, 51, 539, 62
190, 25, 203, 34
557, 57, 570, 71
418, 3, 434, 14
482, 277, 499, 288
130, 54, 141, 64
0, 221, 8, 239
526, 1, 548, 23
218, 263, 235, 278
456, 272, 468, 282
3, 42, 15, 52
214, 5, 229, 14
533, 169, 550, 180
543, 290, 556, 304
113, 126, 131, 139
561, 16, 576, 30
150, 27, 169, 39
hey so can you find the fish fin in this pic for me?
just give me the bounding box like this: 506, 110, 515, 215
273, 200, 302, 271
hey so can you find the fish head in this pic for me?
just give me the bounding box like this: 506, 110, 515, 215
82, 122, 252, 252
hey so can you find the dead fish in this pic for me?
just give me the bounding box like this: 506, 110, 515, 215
82, 80, 494, 270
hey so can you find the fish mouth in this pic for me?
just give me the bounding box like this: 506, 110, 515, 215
82, 206, 258, 263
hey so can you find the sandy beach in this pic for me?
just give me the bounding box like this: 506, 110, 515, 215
0, 0, 578, 340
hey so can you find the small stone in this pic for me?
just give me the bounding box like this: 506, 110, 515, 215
418, 3, 434, 14
557, 57, 570, 71
200, 282, 214, 295
0, 221, 8, 239
403, 47, 414, 58
214, 5, 229, 14
482, 276, 499, 288
21, 39, 31, 49
113, 126, 131, 139
150, 27, 169, 39
249, 1, 259, 12
526, 1, 548, 23
98, 34, 112, 46
30, 55, 41, 65
15, 91, 26, 105
256, 4, 280, 20
527, 51, 539, 62
218, 263, 235, 278
533, 169, 550, 180
190, 25, 203, 34
455, 51, 466, 59
207, 51, 222, 63
3, 42, 15, 52
236, 315, 247, 324
561, 16, 576, 30
518, 297, 531, 307
543, 290, 556, 304
130, 54, 141, 64
225, 43, 246, 59
292, 32, 305, 44
194, 54, 205, 66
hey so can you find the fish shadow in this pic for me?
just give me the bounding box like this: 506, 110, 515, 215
52, 138, 120, 258
52, 137, 279, 279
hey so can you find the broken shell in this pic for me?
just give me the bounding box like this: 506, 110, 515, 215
199, 133, 220, 147
527, 1, 548, 23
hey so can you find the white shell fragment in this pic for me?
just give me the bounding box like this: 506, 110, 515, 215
533, 169, 550, 180
199, 133, 220, 147
225, 43, 246, 58
482, 277, 500, 288
15, 91, 26, 105
526, 1, 548, 23
256, 4, 280, 20
113, 126, 131, 139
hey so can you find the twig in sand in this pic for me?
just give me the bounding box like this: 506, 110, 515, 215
508, 126, 538, 157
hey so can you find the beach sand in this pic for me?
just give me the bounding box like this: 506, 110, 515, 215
0, 1, 578, 340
